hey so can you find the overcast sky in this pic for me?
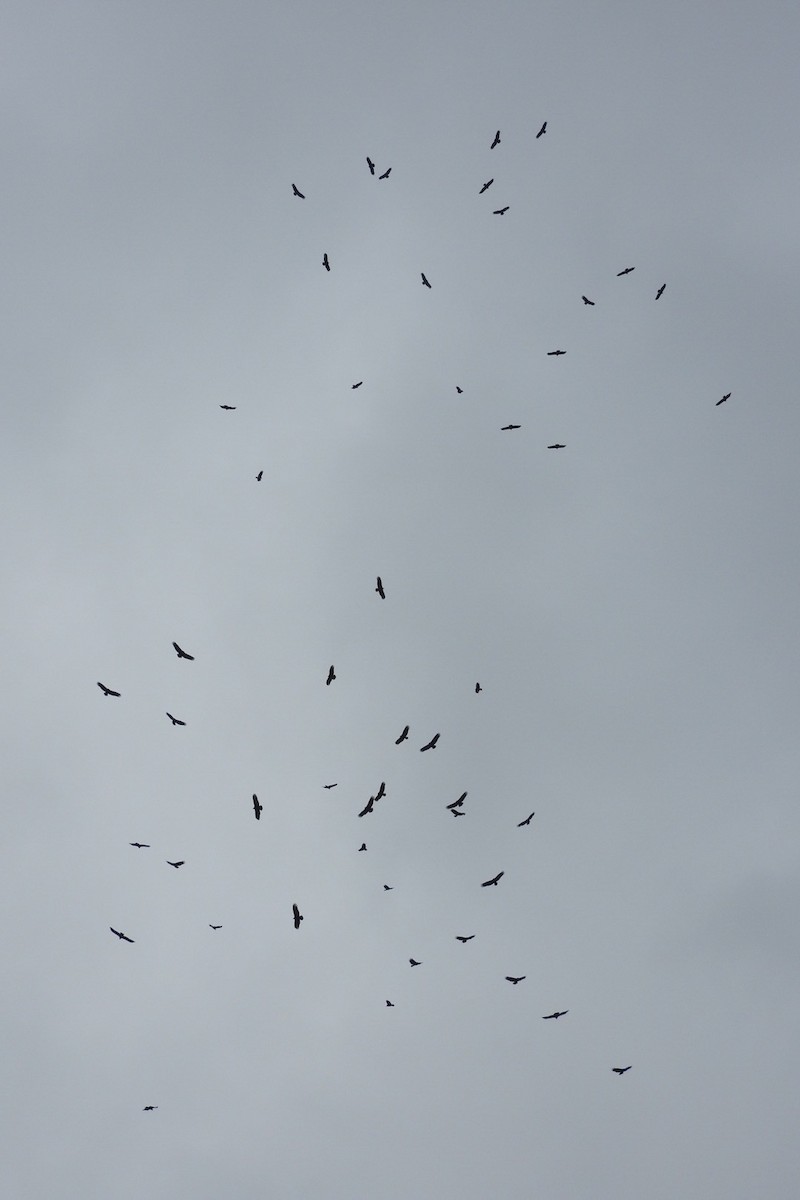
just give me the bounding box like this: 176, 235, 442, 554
3, 3, 800, 1197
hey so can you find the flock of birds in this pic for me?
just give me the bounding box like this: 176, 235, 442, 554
96, 121, 740, 1111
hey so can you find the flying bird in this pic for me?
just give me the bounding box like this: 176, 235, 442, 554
209, 925, 222, 930
409, 958, 421, 967
536, 121, 547, 138
456, 386, 463, 393
475, 682, 482, 693
252, 794, 262, 821
501, 424, 521, 431
479, 178, 494, 193
358, 797, 375, 818
716, 393, 731, 405
383, 885, 393, 891
420, 733, 440, 752
292, 904, 303, 929
616, 266, 635, 276
581, 295, 595, 305
547, 443, 566, 449
256, 471, 263, 481
490, 130, 501, 149
366, 156, 375, 174
129, 842, 150, 849
323, 253, 330, 271
493, 206, 509, 215
547, 349, 566, 356
166, 713, 185, 726
291, 183, 305, 198
110, 927, 134, 943
517, 811, 535, 827
323, 783, 338, 789
172, 642, 194, 660
395, 725, 409, 744
655, 284, 666, 299
326, 665, 336, 685
376, 576, 385, 598
358, 843, 367, 852
351, 381, 363, 389
542, 1010, 568, 1020
219, 404, 236, 410
386, 1000, 395, 1007
374, 781, 386, 801
456, 935, 475, 943
505, 976, 526, 985
166, 860, 185, 869
613, 1066, 632, 1075
447, 792, 467, 810
97, 682, 120, 697
481, 871, 504, 887
451, 808, 465, 817
421, 272, 431, 288
378, 167, 391, 179
143, 1106, 158, 1112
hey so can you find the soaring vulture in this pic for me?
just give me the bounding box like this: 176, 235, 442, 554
172, 642, 194, 660
219, 404, 236, 410
376, 576, 385, 598
581, 295, 595, 305
447, 792, 467, 810
517, 811, 535, 827
351, 381, 363, 389
475, 682, 482, 693
292, 904, 303, 929
323, 783, 338, 789
386, 1000, 395, 1007
616, 266, 635, 276
395, 725, 410, 744
166, 860, 185, 869
613, 1066, 632, 1075
383, 885, 394, 891
420, 733, 440, 751
366, 157, 375, 175
326, 665, 336, 685
291, 183, 305, 198
716, 393, 731, 406
256, 471, 263, 481
409, 958, 421, 967
501, 424, 521, 431
490, 130, 501, 149
547, 350, 566, 356
252, 794, 262, 820
493, 206, 510, 215
378, 168, 391, 179
655, 284, 666, 299
166, 713, 185, 726
548, 443, 566, 449
110, 927, 134, 943
358, 843, 367, 852
505, 976, 526, 985
481, 871, 504, 887
143, 1106, 158, 1112
209, 925, 222, 930
358, 797, 375, 818
129, 842, 150, 849
97, 682, 120, 697
479, 179, 494, 194
456, 935, 475, 943
536, 121, 547, 138
323, 253, 330, 271
542, 1010, 568, 1019
421, 273, 431, 288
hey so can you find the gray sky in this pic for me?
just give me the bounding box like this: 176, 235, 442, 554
3, 3, 800, 1197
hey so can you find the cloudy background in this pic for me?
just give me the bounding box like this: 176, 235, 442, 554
3, 2, 800, 1196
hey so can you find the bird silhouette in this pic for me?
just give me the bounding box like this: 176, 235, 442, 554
479, 179, 494, 193
420, 733, 440, 751
481, 871, 504, 887
351, 381, 363, 389
548, 443, 566, 449
409, 958, 421, 967
129, 842, 150, 849
291, 183, 305, 198
110, 927, 134, 943
501, 424, 521, 431
447, 792, 467, 810
475, 682, 482, 693
166, 860, 184, 869
536, 121, 547, 138
421, 272, 431, 288
506, 976, 526, 984
252, 794, 262, 820
655, 284, 666, 299
581, 295, 595, 305
219, 404, 236, 410
209, 925, 222, 930
542, 1010, 568, 1019
378, 167, 391, 179
358, 797, 375, 818
323, 783, 338, 789
612, 1066, 632, 1075
366, 157, 375, 174
456, 386, 463, 393
166, 713, 185, 726
616, 266, 634, 276
547, 350, 566, 356
383, 885, 393, 891
490, 130, 501, 148
395, 726, 409, 744
493, 206, 509, 215
143, 1106, 158, 1111
456, 935, 475, 943
256, 471, 263, 481
517, 811, 535, 827
716, 393, 731, 405
374, 781, 386, 801
451, 808, 465, 817
376, 576, 385, 598
172, 642, 194, 660
97, 682, 120, 697
386, 1000, 395, 1007
358, 843, 367, 852
293, 904, 303, 929
326, 665, 336, 685
323, 253, 330, 271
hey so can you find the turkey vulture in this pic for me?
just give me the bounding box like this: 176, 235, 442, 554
420, 733, 440, 751
536, 121, 547, 138
291, 183, 305, 198
110, 927, 134, 943
366, 157, 375, 174
490, 130, 501, 149
292, 904, 303, 929
209, 925, 222, 930
517, 811, 535, 827
326, 665, 336, 685
256, 471, 263, 481
172, 642, 194, 660
613, 1066, 632, 1075
323, 782, 338, 789
451, 808, 465, 817
166, 713, 185, 726
493, 206, 509, 215
129, 842, 150, 849
475, 682, 482, 693
351, 381, 363, 389
581, 295, 595, 305
97, 682, 120, 697
378, 167, 391, 179
376, 576, 385, 598
421, 272, 431, 288
481, 871, 504, 887
383, 885, 393, 891
547, 349, 566, 356
456, 386, 463, 393
548, 443, 566, 449
409, 958, 421, 967
505, 976, 526, 984
501, 424, 521, 431
219, 404, 236, 410
374, 781, 386, 801
542, 1010, 568, 1019
358, 843, 367, 852
447, 792, 467, 810
616, 266, 634, 276
143, 1106, 158, 1111
252, 794, 262, 820
323, 253, 330, 271
456, 935, 475, 943
479, 178, 494, 193
395, 725, 409, 744
386, 1000, 395, 1007
655, 284, 666, 299
358, 797, 375, 818
716, 393, 731, 406
166, 860, 184, 869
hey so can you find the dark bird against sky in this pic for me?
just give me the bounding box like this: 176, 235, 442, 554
110, 927, 134, 943
548, 443, 566, 449
582, 295, 595, 305
366, 156, 375, 174
172, 642, 194, 660
616, 266, 635, 276
378, 167, 391, 179
501, 424, 521, 431
490, 130, 500, 148
717, 393, 731, 405
421, 272, 431, 288
517, 812, 535, 827
656, 284, 666, 299
219, 404, 236, 410
542, 1010, 569, 1019
547, 349, 566, 356
420, 733, 440, 751
351, 381, 363, 389
481, 871, 504, 887
326, 665, 336, 685
506, 976, 526, 984
252, 794, 262, 820
475, 682, 482, 693
479, 179, 494, 193
292, 904, 303, 929
395, 725, 409, 744
143, 1106, 158, 1111
612, 1066, 632, 1075
536, 121, 547, 138
456, 935, 475, 942
358, 843, 367, 852
447, 792, 467, 810
323, 783, 338, 789
256, 470, 263, 481
166, 860, 185, 869
129, 842, 149, 849
409, 958, 421, 967
97, 682, 120, 697
493, 206, 509, 215
209, 925, 222, 930
291, 183, 304, 198
376, 576, 385, 598
323, 253, 330, 271
166, 713, 185, 726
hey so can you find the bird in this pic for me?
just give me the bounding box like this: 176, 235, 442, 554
323, 783, 338, 789
110, 927, 134, 943
219, 404, 236, 410
374, 781, 386, 801
493, 206, 509, 215
172, 642, 194, 660
166, 860, 184, 869
351, 381, 363, 389
358, 797, 375, 818
409, 958, 421, 967
451, 808, 465, 817
616, 266, 635, 276
547, 349, 566, 356
166, 713, 185, 726
383, 885, 393, 891
292, 904, 303, 929
143, 1106, 158, 1112
479, 178, 494, 193
378, 167, 391, 179
376, 576, 385, 599
547, 443, 566, 449
323, 253, 330, 271
366, 156, 375, 175
386, 1000, 395, 1007
612, 1066, 632, 1075
517, 811, 535, 827
420, 733, 440, 751
505, 976, 526, 985
252, 794, 262, 821
256, 470, 263, 481
490, 130, 501, 148
456, 935, 475, 943
421, 272, 431, 288
291, 183, 305, 198
395, 725, 409, 744
655, 283, 666, 299
536, 121, 547, 138
581, 295, 595, 305
456, 386, 463, 393
97, 682, 120, 697
447, 792, 467, 810
209, 925, 222, 930
481, 871, 504, 887
716, 393, 731, 405
475, 682, 482, 693
501, 424, 521, 431
358, 843, 367, 852
129, 842, 150, 849
542, 1010, 568, 1019
326, 665, 336, 685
